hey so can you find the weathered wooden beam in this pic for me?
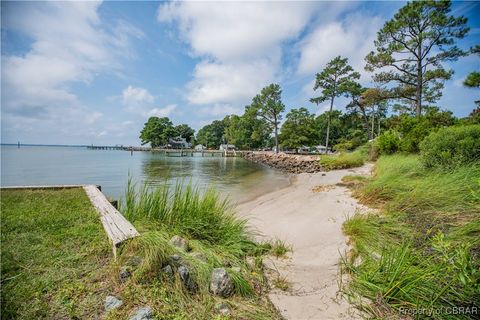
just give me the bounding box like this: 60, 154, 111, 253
83, 185, 139, 258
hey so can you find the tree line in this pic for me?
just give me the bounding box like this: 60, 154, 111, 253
140, 1, 479, 152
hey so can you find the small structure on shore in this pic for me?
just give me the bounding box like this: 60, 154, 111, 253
195, 144, 206, 151
168, 136, 191, 149
219, 144, 236, 151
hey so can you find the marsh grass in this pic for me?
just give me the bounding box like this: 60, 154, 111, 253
115, 180, 281, 319
319, 148, 367, 170
341, 155, 480, 319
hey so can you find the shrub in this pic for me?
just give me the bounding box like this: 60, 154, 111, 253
420, 124, 480, 168
376, 130, 400, 154
320, 149, 366, 170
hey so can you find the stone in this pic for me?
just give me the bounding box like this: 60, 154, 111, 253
105, 295, 123, 311
170, 235, 189, 251
246, 256, 256, 270
232, 266, 241, 273
170, 254, 182, 262
119, 266, 131, 282
189, 252, 207, 263
216, 302, 231, 316
162, 265, 173, 276
209, 268, 234, 298
178, 265, 197, 292
127, 256, 142, 267
129, 306, 153, 320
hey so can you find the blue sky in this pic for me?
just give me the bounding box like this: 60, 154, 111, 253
1, 1, 479, 146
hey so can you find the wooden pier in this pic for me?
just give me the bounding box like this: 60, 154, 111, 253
86, 145, 244, 157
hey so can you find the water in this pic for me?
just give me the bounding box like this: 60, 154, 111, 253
0, 145, 290, 203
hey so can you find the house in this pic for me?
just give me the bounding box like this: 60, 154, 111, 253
219, 144, 236, 151
194, 144, 206, 151
168, 136, 191, 149
315, 145, 330, 154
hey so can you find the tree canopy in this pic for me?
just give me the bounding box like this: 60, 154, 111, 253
280, 108, 319, 151
139, 117, 176, 147
365, 0, 469, 116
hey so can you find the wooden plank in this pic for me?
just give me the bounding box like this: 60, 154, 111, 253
1, 184, 98, 190
83, 185, 139, 257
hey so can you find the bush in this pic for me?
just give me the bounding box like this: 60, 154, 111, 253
376, 130, 401, 154
319, 149, 367, 170
420, 124, 480, 168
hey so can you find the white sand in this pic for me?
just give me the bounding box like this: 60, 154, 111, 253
237, 164, 372, 320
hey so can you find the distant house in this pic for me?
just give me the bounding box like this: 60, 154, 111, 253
219, 144, 236, 151
194, 144, 206, 151
315, 145, 330, 154
168, 136, 191, 149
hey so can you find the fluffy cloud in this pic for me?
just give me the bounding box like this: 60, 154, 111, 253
298, 13, 383, 79
1, 1, 143, 143
157, 1, 322, 107
120, 85, 176, 118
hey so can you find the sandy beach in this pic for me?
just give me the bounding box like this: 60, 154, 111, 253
238, 164, 373, 320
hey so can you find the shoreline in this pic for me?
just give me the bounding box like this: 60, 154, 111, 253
237, 164, 373, 319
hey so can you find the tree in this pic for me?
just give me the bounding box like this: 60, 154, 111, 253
463, 45, 480, 108
365, 0, 469, 116
250, 84, 285, 153
139, 117, 176, 148
196, 119, 227, 149
311, 56, 360, 153
280, 108, 319, 152
175, 124, 195, 143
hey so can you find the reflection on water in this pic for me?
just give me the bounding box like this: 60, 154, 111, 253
1, 146, 290, 203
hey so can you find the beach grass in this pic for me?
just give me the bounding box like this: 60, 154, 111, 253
319, 148, 367, 170
341, 155, 480, 319
114, 181, 281, 319
0, 188, 112, 319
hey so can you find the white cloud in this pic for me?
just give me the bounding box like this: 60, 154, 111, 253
157, 1, 325, 107
199, 104, 243, 117
145, 104, 177, 117
122, 85, 155, 111
297, 12, 382, 81
1, 1, 143, 143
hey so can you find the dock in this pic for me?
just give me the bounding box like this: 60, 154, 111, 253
86, 145, 244, 157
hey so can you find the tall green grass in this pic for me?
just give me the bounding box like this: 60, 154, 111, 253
342, 155, 480, 319
115, 181, 280, 319
319, 148, 367, 170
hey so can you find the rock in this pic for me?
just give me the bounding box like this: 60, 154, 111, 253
210, 268, 234, 298
189, 252, 207, 263
129, 306, 153, 320
162, 265, 173, 276
170, 235, 189, 251
170, 254, 182, 262
216, 302, 231, 316
127, 256, 142, 267
105, 295, 123, 311
246, 256, 256, 270
119, 266, 131, 282
232, 266, 241, 273
178, 265, 197, 292
241, 152, 323, 174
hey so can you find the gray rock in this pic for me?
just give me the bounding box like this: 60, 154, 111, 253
216, 302, 231, 316
127, 256, 142, 267
119, 266, 131, 282
210, 268, 234, 298
162, 265, 173, 276
178, 265, 197, 292
189, 252, 207, 263
129, 306, 153, 320
246, 256, 256, 270
170, 235, 189, 251
105, 295, 123, 311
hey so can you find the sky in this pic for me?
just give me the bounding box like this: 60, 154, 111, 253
1, 1, 479, 146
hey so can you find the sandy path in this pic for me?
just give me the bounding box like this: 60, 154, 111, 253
237, 164, 372, 320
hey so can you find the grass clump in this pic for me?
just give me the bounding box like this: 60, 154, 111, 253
0, 188, 112, 319
116, 181, 281, 319
319, 148, 367, 170
341, 155, 480, 319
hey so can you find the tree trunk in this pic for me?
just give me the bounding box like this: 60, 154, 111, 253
416, 42, 423, 117
325, 96, 334, 154
274, 115, 279, 154
371, 113, 375, 139
361, 108, 372, 140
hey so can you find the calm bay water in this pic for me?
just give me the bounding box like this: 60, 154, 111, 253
0, 145, 290, 203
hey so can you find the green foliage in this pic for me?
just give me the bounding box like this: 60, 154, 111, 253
175, 124, 195, 143
196, 119, 227, 149
365, 0, 469, 116
224, 106, 270, 150
139, 116, 176, 147
1, 189, 111, 319
120, 181, 282, 318
376, 130, 401, 154
463, 71, 480, 88
280, 108, 319, 150
420, 124, 480, 168
250, 83, 285, 152
342, 155, 480, 318
319, 148, 367, 170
